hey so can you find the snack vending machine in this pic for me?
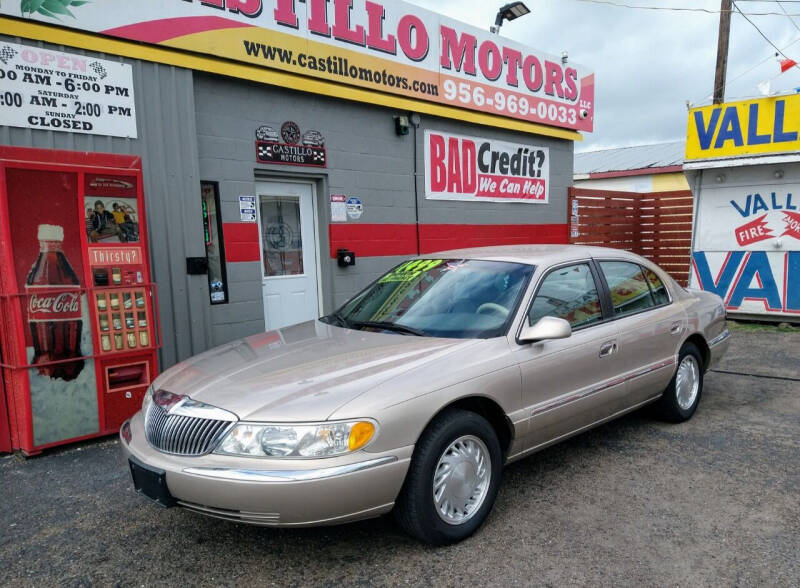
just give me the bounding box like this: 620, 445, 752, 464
0, 147, 159, 455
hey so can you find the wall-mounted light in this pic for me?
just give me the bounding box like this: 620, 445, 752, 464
561, 51, 569, 65
715, 174, 726, 183
774, 169, 785, 179
490, 2, 530, 34
394, 115, 410, 136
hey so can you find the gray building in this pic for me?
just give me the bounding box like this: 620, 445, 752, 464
0, 5, 586, 374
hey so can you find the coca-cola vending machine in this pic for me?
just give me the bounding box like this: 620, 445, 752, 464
0, 147, 159, 455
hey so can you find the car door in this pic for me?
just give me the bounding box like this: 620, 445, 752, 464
595, 260, 684, 406
511, 261, 627, 452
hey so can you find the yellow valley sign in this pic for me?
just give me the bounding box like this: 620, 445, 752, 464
686, 94, 800, 160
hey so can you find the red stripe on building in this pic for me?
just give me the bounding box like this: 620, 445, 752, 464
223, 222, 261, 263
329, 223, 418, 258
330, 223, 568, 258
420, 223, 567, 253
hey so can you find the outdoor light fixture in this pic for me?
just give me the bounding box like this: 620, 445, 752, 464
490, 2, 530, 34
394, 115, 410, 136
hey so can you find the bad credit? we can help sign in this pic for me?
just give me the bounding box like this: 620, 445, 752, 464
425, 130, 549, 204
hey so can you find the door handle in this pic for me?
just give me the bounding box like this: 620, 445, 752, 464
670, 321, 683, 335
599, 341, 617, 358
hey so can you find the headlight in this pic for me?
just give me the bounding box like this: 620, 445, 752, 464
141, 385, 154, 414
215, 420, 377, 458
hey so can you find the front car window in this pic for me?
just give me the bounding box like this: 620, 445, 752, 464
600, 261, 656, 317
528, 263, 603, 329
328, 259, 534, 339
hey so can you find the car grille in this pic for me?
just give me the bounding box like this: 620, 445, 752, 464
144, 400, 233, 456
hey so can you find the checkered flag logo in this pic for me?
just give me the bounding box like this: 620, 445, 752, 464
258, 144, 273, 159
0, 45, 18, 65
312, 151, 325, 164
89, 61, 108, 79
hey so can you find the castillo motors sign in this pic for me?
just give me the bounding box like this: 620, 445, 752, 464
425, 130, 549, 204
0, 0, 594, 133
686, 94, 800, 160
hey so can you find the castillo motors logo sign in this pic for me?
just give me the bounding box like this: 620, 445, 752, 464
424, 130, 549, 204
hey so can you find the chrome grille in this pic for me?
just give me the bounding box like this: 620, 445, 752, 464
144, 398, 234, 456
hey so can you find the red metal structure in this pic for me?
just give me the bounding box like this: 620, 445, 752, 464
0, 146, 160, 455
0, 359, 11, 453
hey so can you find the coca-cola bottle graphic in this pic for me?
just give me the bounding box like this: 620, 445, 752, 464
25, 225, 84, 381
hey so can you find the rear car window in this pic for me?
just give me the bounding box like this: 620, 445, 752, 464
599, 261, 656, 317
643, 267, 670, 305
528, 263, 603, 329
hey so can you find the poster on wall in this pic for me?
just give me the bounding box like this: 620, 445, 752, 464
691, 184, 800, 317
0, 41, 137, 138
425, 130, 550, 204
690, 251, 799, 317
239, 195, 257, 222
694, 185, 799, 251
0, 0, 594, 132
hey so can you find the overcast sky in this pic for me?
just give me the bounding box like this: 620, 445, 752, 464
412, 0, 800, 152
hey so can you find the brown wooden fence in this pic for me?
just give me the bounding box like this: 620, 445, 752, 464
567, 187, 694, 286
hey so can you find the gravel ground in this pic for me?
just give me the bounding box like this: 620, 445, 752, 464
1, 328, 798, 587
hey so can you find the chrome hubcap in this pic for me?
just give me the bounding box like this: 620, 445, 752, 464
676, 355, 700, 410
432, 435, 491, 525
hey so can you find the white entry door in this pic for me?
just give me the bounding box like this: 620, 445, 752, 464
257, 181, 319, 331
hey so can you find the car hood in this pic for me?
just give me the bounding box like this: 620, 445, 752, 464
153, 320, 479, 421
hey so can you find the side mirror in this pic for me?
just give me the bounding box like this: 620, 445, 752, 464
519, 316, 572, 344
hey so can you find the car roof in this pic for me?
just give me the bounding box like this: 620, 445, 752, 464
423, 244, 647, 266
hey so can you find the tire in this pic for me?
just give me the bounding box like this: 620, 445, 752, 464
393, 408, 502, 545
657, 342, 704, 423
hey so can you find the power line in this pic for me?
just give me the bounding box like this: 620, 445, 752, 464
733, 0, 800, 67
777, 0, 800, 32
569, 0, 800, 16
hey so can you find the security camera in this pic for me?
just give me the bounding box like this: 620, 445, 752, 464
579, 109, 589, 120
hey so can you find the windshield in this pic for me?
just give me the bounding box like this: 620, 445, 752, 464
323, 259, 534, 339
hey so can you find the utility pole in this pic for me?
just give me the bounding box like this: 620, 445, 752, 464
713, 0, 733, 104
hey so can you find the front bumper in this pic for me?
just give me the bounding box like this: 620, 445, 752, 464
120, 412, 412, 527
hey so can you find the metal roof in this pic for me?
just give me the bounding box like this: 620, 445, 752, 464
574, 141, 685, 176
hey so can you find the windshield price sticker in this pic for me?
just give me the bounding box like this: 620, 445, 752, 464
379, 260, 444, 283
0, 42, 137, 138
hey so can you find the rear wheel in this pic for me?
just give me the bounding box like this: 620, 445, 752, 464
657, 342, 704, 422
394, 409, 502, 545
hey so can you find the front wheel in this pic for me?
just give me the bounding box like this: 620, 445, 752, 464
657, 342, 704, 422
394, 409, 502, 545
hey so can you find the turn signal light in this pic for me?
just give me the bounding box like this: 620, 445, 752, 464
348, 421, 375, 451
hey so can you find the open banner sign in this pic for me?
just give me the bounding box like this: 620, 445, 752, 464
424, 130, 549, 204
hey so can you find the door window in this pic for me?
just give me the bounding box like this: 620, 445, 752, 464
259, 196, 304, 277
600, 261, 656, 317
643, 267, 670, 305
528, 263, 603, 329
201, 182, 228, 304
